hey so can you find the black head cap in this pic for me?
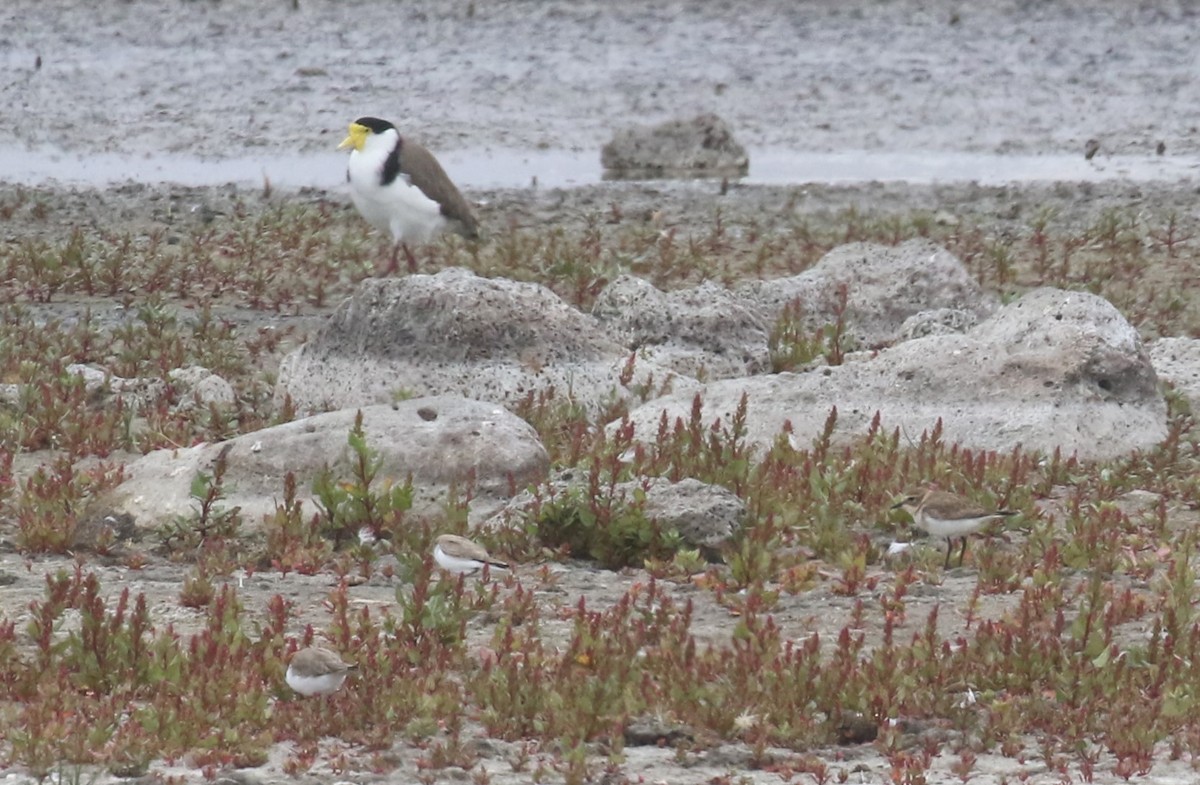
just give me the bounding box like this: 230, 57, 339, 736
354, 117, 395, 134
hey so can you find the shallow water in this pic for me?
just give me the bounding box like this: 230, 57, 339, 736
2, 146, 1198, 191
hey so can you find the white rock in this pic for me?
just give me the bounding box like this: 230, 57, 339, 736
170, 365, 236, 407
593, 275, 770, 379
276, 269, 696, 415
99, 397, 549, 532
619, 288, 1166, 461
1148, 337, 1200, 412
737, 239, 997, 349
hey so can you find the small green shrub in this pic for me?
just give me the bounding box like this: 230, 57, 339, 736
532, 486, 681, 570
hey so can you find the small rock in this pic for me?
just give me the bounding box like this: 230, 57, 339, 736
170, 365, 236, 407
208, 773, 263, 785
62, 364, 164, 410
601, 113, 749, 178
637, 477, 745, 554
71, 511, 139, 555
624, 715, 695, 746
898, 308, 980, 341
836, 714, 879, 744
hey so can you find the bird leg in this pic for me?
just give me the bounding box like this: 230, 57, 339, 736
379, 244, 415, 275
943, 539, 953, 569
374, 244, 400, 277
958, 537, 969, 567
378, 241, 418, 276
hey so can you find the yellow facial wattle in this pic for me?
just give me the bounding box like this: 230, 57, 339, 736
338, 123, 369, 151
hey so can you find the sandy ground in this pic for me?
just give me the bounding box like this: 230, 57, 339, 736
3, 0, 1200, 158
3, 1, 1200, 783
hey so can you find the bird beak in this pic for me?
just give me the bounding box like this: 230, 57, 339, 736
338, 124, 367, 151
891, 500, 906, 510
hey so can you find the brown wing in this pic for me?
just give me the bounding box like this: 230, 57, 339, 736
438, 534, 508, 567
398, 140, 480, 239
923, 490, 1014, 519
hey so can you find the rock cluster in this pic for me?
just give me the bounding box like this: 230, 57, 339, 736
99, 241, 1174, 555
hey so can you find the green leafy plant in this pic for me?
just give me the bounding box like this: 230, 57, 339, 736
311, 410, 414, 550
158, 444, 242, 553
531, 485, 681, 569
768, 284, 857, 372
5, 185, 1200, 780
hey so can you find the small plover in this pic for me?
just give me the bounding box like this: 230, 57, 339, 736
892, 488, 1016, 568
433, 533, 509, 575
285, 646, 357, 697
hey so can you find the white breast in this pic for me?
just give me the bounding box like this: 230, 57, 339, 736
285, 665, 349, 696
433, 543, 485, 574
915, 511, 999, 538
346, 140, 447, 245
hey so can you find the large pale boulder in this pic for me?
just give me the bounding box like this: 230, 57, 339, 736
98, 397, 549, 532
590, 241, 992, 381
736, 239, 996, 349
593, 275, 770, 379
1148, 337, 1200, 412
276, 269, 695, 414
619, 288, 1166, 460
